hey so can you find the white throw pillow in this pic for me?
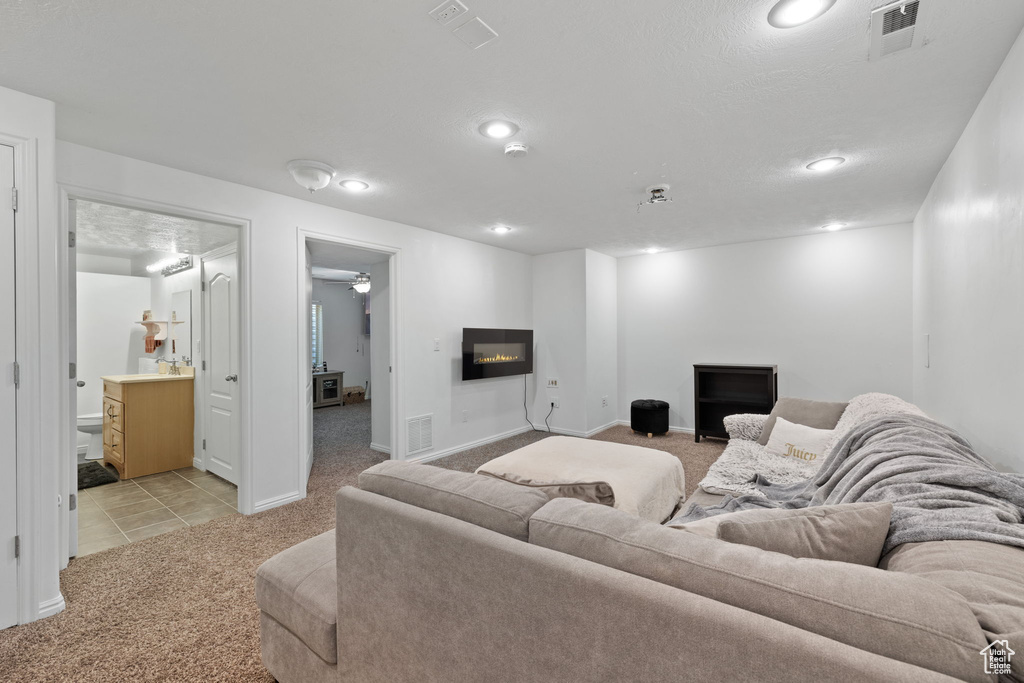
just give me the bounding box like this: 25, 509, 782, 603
765, 416, 833, 464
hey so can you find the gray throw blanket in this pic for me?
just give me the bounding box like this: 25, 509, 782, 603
672, 414, 1024, 554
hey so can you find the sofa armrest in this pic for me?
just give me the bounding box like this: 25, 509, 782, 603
334, 487, 954, 683
723, 413, 769, 441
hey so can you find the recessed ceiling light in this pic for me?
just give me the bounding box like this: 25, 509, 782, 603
821, 223, 846, 231
767, 0, 838, 28
491, 226, 512, 234
479, 120, 519, 139
644, 247, 660, 254
339, 179, 369, 191
806, 156, 846, 172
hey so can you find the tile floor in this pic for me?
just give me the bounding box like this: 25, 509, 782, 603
76, 467, 238, 557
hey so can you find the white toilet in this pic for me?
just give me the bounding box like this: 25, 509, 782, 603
77, 414, 105, 463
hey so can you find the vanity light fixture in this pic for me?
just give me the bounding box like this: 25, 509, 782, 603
479, 120, 519, 139
491, 226, 512, 234
821, 223, 846, 231
806, 156, 846, 172
767, 0, 838, 28
287, 160, 336, 193
146, 255, 192, 276
340, 179, 370, 192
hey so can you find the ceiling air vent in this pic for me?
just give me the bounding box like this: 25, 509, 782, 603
870, 1, 921, 60
407, 414, 433, 455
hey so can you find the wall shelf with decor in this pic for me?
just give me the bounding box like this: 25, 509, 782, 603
693, 364, 777, 442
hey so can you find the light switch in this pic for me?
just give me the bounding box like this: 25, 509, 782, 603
434, 338, 441, 351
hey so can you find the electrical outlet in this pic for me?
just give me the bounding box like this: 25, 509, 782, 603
551, 397, 559, 409
601, 396, 608, 408
462, 409, 468, 422
428, 0, 468, 25
547, 378, 558, 388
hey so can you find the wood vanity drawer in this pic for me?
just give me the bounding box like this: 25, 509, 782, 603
103, 380, 123, 401
103, 396, 124, 432
104, 429, 124, 467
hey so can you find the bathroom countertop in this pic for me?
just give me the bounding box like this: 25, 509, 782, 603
101, 373, 194, 384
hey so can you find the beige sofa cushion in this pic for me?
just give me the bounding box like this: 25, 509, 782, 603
255, 530, 338, 665
757, 397, 848, 445
881, 540, 1024, 680
359, 461, 550, 542
531, 498, 990, 682
671, 502, 893, 567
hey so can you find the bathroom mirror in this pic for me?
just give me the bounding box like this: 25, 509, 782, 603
171, 289, 192, 361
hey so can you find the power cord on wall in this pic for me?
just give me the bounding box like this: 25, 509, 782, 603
524, 374, 556, 433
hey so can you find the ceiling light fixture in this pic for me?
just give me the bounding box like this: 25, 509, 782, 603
821, 223, 846, 231
806, 156, 846, 172
644, 248, 660, 254
352, 273, 371, 294
491, 226, 512, 234
339, 179, 370, 192
287, 160, 336, 193
479, 120, 519, 139
767, 0, 838, 28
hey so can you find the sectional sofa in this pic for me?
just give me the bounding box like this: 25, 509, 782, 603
256, 395, 1024, 682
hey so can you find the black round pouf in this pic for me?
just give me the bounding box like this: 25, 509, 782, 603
631, 399, 669, 437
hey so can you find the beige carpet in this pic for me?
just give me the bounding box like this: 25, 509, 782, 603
0, 410, 723, 682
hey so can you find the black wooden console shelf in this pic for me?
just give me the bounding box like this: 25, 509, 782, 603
693, 364, 777, 442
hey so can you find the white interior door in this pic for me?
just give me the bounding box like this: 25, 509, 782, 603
1, 143, 19, 628
202, 246, 239, 484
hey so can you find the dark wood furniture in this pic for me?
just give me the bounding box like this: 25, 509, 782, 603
693, 364, 777, 442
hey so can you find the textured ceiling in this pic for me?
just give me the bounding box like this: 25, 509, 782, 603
3, 1, 1024, 256
75, 200, 238, 260
311, 267, 364, 282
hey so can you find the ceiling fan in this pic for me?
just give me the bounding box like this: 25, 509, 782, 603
325, 272, 371, 294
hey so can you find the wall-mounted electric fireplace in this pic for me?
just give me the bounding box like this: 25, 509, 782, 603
462, 328, 534, 381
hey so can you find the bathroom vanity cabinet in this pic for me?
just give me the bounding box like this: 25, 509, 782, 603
101, 373, 195, 479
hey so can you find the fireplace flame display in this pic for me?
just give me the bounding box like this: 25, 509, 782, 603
474, 353, 521, 365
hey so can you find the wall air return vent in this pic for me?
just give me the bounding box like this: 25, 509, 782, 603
407, 414, 433, 455
870, 1, 921, 60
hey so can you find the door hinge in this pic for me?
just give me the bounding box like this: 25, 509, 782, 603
201, 281, 206, 292
201, 360, 206, 371
69, 493, 77, 511
70, 362, 77, 379
11, 187, 17, 212
202, 439, 206, 450
14, 535, 20, 559
12, 361, 19, 388
68, 231, 76, 248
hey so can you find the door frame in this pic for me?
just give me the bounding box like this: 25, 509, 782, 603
295, 227, 403, 492
58, 184, 255, 533
198, 242, 241, 482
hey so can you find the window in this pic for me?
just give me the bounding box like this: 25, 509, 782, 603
311, 302, 323, 368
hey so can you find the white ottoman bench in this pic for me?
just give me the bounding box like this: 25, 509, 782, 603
475, 436, 686, 523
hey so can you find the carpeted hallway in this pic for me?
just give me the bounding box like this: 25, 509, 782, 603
0, 403, 723, 682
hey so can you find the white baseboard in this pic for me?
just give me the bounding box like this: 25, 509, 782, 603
405, 425, 533, 465
613, 419, 695, 434
253, 491, 304, 513
77, 445, 88, 456
305, 447, 314, 481
192, 457, 206, 470
370, 442, 391, 455
38, 594, 66, 620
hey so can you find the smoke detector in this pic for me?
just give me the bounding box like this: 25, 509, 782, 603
504, 142, 529, 158
637, 184, 672, 212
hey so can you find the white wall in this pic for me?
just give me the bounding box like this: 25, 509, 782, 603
585, 250, 618, 433
76, 253, 131, 275
76, 273, 152, 417
618, 224, 915, 430
913, 28, 1024, 473
57, 141, 535, 510
312, 279, 370, 390
533, 251, 588, 434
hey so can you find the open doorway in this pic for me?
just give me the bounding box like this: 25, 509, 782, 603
301, 237, 394, 485
68, 198, 243, 557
